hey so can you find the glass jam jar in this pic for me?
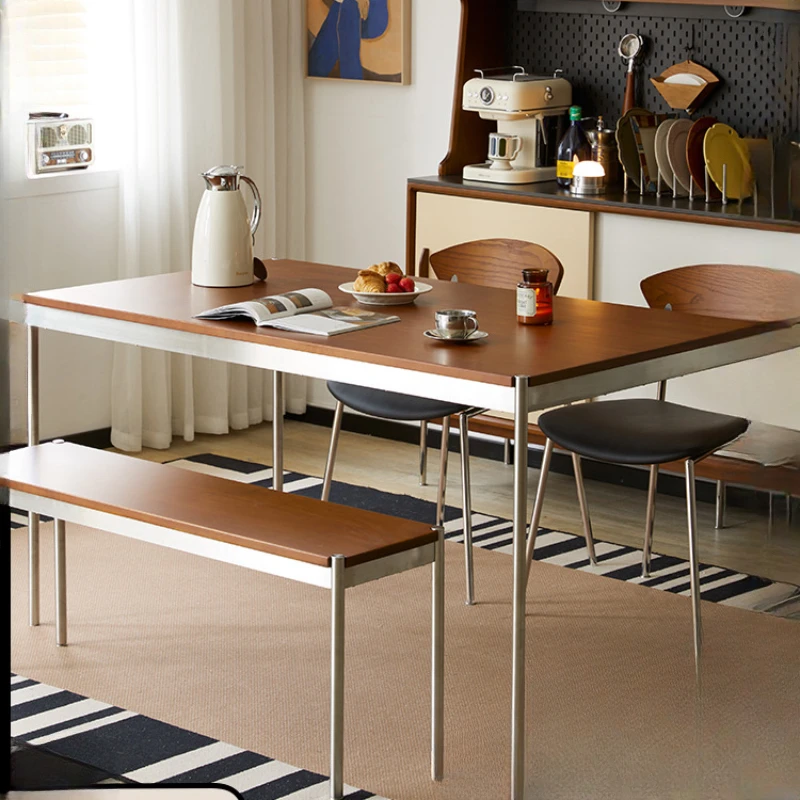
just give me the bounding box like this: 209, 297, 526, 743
516, 268, 553, 326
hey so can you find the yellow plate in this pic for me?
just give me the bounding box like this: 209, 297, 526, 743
703, 123, 754, 200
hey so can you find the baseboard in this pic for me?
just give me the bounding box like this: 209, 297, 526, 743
0, 427, 113, 454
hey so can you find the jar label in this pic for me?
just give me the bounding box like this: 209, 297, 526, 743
517, 287, 537, 317
556, 160, 574, 180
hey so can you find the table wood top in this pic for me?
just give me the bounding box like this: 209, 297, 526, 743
0, 443, 436, 568
23, 260, 798, 389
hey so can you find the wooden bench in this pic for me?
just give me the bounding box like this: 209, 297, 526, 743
1, 442, 444, 798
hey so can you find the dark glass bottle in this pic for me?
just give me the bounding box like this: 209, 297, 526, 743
556, 106, 592, 188
516, 268, 553, 326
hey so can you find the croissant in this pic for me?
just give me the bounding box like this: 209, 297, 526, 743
354, 270, 386, 293
369, 261, 403, 278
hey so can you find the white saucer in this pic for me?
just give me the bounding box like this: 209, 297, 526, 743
423, 329, 488, 343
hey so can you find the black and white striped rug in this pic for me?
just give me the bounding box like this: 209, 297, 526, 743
10, 451, 798, 616
10, 674, 382, 799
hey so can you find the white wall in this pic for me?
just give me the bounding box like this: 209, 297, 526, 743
304, 0, 460, 407
4, 180, 119, 442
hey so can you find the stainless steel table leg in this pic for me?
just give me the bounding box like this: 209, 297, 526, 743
330, 554, 345, 800
28, 325, 41, 627
419, 421, 429, 486
511, 376, 529, 800
715, 481, 727, 529
459, 414, 475, 606
273, 370, 284, 492
431, 524, 444, 781
685, 461, 703, 680
54, 519, 67, 646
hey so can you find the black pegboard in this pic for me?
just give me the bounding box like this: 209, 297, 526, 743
511, 11, 800, 140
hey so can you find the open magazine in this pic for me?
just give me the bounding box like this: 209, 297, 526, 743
194, 288, 400, 337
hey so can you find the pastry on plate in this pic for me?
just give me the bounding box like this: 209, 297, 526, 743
368, 261, 402, 278
353, 270, 385, 293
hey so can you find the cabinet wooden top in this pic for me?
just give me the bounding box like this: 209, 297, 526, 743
408, 176, 800, 235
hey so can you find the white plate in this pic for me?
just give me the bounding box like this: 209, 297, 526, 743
665, 73, 707, 87
423, 329, 488, 343
338, 281, 433, 306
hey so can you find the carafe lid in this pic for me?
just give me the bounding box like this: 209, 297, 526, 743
202, 165, 244, 191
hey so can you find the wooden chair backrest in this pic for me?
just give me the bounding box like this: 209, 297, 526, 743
641, 264, 800, 323
422, 238, 565, 294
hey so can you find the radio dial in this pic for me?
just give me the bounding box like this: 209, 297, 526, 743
78, 149, 90, 162
41, 154, 50, 165
479, 86, 495, 105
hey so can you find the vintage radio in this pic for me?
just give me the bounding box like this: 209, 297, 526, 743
26, 114, 94, 176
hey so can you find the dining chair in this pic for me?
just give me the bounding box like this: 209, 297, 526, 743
524, 263, 800, 671
321, 238, 564, 607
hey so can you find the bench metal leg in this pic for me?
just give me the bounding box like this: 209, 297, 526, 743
572, 453, 597, 566
715, 480, 727, 529
435, 417, 451, 528
642, 465, 659, 577
419, 420, 428, 486
321, 401, 344, 503
459, 414, 475, 606
54, 519, 67, 647
431, 524, 444, 781
685, 460, 703, 679
28, 325, 41, 627
330, 554, 345, 800
525, 438, 554, 576
273, 371, 284, 493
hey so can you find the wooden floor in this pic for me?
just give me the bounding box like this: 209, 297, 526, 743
125, 419, 800, 587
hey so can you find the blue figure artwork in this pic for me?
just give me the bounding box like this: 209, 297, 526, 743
309, 0, 390, 81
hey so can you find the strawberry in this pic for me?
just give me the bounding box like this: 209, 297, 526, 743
385, 272, 402, 285
386, 283, 403, 293
399, 277, 416, 293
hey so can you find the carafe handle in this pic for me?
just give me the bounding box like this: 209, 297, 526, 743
240, 175, 262, 242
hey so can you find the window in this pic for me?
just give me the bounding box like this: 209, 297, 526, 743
3, 0, 117, 184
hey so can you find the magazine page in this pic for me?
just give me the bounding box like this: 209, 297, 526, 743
265, 307, 400, 337
195, 288, 332, 325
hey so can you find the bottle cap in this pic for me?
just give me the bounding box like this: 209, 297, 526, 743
522, 268, 550, 283
569, 106, 582, 121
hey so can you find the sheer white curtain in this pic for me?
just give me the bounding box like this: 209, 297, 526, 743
111, 0, 307, 452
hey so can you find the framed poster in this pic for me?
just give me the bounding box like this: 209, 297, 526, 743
306, 0, 411, 85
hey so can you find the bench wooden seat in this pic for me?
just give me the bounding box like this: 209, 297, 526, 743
1, 441, 444, 798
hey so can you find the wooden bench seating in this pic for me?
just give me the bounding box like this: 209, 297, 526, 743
1, 441, 444, 798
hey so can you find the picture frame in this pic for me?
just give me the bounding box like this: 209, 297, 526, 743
306, 0, 411, 85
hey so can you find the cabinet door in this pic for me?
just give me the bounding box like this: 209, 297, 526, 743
414, 192, 594, 300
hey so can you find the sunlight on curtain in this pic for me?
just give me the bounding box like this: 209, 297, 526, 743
110, 0, 307, 451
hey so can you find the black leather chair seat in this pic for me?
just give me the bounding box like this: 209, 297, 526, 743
328, 382, 469, 422
539, 399, 749, 466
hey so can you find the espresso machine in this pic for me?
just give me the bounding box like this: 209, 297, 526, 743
462, 67, 572, 184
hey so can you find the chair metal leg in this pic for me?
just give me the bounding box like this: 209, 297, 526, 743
715, 480, 727, 529
321, 401, 344, 503
330, 554, 345, 800
431, 524, 444, 781
419, 420, 429, 486
54, 519, 67, 646
685, 460, 703, 676
642, 464, 659, 578
504, 439, 512, 466
571, 453, 597, 566
435, 417, 451, 528
525, 438, 554, 577
459, 414, 475, 606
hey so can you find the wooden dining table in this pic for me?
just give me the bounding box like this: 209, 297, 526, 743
17, 259, 800, 799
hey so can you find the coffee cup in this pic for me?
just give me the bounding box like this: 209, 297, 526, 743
434, 309, 479, 339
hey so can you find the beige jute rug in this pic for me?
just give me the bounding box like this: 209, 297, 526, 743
10, 522, 800, 800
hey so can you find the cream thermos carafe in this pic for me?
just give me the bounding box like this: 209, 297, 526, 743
191, 165, 262, 288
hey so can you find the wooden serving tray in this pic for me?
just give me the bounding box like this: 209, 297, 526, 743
651, 60, 720, 114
